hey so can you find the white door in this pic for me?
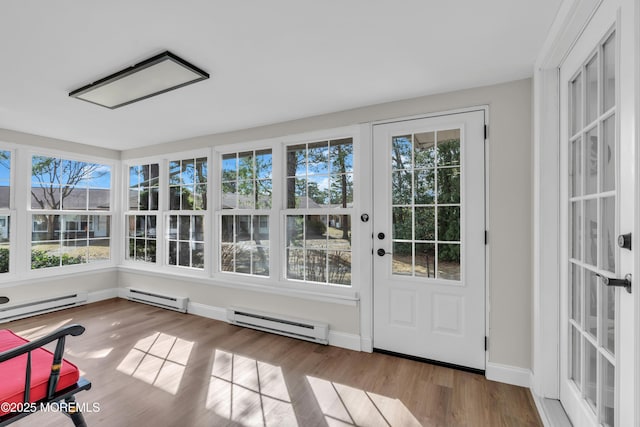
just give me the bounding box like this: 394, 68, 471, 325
372, 110, 485, 370
559, 0, 635, 425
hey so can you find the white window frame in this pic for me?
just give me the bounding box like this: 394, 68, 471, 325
0, 145, 15, 277
216, 146, 274, 278
209, 126, 363, 302
281, 136, 355, 287
26, 149, 118, 277
121, 149, 211, 278
123, 160, 161, 265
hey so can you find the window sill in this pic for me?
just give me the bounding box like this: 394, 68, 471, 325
117, 264, 360, 306
0, 264, 118, 289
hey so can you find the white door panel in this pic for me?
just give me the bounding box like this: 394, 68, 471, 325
372, 110, 485, 370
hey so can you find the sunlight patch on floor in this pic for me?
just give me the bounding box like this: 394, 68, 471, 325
116, 332, 194, 395
15, 319, 73, 340
306, 376, 421, 427
66, 347, 113, 359
206, 349, 297, 427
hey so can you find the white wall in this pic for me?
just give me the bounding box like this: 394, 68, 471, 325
0, 78, 533, 371
123, 78, 533, 370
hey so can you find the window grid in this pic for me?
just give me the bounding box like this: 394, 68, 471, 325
390, 129, 461, 281
169, 157, 207, 211
284, 139, 353, 286
129, 163, 159, 211
167, 214, 204, 269
219, 149, 272, 277
0, 150, 10, 273
166, 156, 207, 270
126, 214, 157, 263
30, 155, 112, 270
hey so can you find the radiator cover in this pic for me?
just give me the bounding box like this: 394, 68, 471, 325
227, 307, 329, 344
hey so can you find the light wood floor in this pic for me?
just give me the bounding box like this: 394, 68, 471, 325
4, 299, 542, 427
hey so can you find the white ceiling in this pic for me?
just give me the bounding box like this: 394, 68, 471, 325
0, 0, 562, 151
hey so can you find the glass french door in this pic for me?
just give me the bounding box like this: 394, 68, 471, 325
567, 29, 617, 426
560, 1, 635, 424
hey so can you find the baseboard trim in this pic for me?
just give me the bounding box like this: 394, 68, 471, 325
360, 336, 373, 353
485, 362, 532, 388
187, 302, 226, 321
87, 288, 119, 303
328, 331, 361, 351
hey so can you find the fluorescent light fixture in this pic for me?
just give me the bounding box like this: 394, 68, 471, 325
69, 51, 209, 109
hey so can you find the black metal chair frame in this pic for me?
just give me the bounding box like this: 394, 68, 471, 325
0, 324, 92, 426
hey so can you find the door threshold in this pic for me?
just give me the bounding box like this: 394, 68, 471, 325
373, 348, 485, 376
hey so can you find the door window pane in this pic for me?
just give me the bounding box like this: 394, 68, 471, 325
392, 242, 412, 276
571, 325, 581, 387
570, 74, 582, 136
438, 244, 460, 280
571, 137, 582, 197
414, 132, 435, 168
602, 33, 615, 112
601, 356, 614, 427
436, 129, 460, 166
602, 282, 615, 355
602, 115, 615, 192
585, 269, 598, 339
571, 202, 582, 260
585, 127, 598, 195
584, 199, 597, 266
584, 340, 598, 412
585, 55, 598, 125
390, 129, 462, 281
601, 196, 615, 273
570, 263, 582, 324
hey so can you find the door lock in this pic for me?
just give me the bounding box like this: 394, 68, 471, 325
596, 273, 632, 294
618, 233, 632, 250
377, 232, 385, 240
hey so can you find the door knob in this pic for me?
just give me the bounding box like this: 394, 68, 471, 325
377, 248, 392, 256
618, 233, 631, 250
596, 273, 632, 294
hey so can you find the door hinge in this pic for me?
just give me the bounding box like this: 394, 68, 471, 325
484, 230, 488, 245
485, 336, 488, 351
484, 125, 488, 140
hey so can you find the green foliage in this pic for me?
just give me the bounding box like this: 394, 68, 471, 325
31, 249, 83, 269
306, 217, 327, 237
0, 248, 8, 273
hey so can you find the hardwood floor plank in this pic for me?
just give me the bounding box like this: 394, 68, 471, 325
2, 299, 542, 427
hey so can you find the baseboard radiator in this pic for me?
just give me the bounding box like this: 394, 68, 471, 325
0, 292, 88, 323
227, 307, 329, 345
123, 288, 188, 313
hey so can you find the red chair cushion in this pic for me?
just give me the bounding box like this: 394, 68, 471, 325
0, 330, 80, 416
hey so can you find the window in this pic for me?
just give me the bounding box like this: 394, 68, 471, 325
126, 164, 159, 263
30, 156, 112, 269
285, 139, 353, 286
0, 150, 10, 274
167, 157, 207, 269
129, 163, 159, 210
127, 215, 157, 262
220, 150, 272, 276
